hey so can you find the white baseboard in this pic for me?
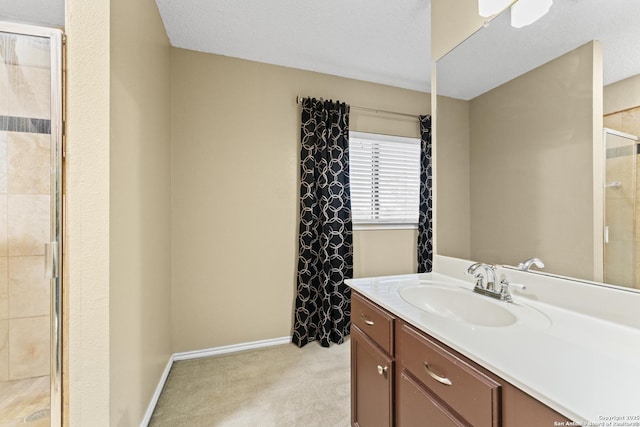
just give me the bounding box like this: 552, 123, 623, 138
140, 336, 292, 426
140, 357, 173, 427
173, 336, 292, 361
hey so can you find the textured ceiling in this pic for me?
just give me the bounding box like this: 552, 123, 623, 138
154, 0, 432, 92
0, 0, 64, 28
1, 1, 639, 100
437, 0, 640, 100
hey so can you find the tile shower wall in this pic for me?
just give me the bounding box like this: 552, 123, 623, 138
0, 32, 51, 381
604, 106, 640, 289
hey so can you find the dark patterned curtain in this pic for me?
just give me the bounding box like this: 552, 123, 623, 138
292, 97, 353, 348
418, 115, 433, 273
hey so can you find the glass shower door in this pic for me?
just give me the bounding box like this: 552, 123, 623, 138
603, 128, 639, 288
0, 22, 63, 427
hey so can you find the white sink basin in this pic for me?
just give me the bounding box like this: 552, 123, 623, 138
399, 283, 550, 328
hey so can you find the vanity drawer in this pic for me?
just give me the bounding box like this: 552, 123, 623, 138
351, 291, 394, 354
396, 321, 500, 427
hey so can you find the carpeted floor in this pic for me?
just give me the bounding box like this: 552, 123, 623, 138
149, 340, 351, 427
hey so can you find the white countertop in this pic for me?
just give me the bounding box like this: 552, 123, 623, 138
346, 271, 640, 423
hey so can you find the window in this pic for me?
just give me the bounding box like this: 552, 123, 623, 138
349, 131, 420, 227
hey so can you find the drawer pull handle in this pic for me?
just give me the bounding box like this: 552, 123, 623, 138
377, 365, 389, 377
424, 363, 452, 386
360, 314, 375, 326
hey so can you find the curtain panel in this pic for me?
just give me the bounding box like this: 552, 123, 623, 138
292, 98, 354, 348
418, 115, 433, 273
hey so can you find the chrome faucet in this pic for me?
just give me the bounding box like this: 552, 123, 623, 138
517, 257, 545, 271
466, 262, 498, 291
466, 263, 513, 302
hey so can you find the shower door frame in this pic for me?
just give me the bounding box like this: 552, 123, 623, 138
602, 127, 640, 288
0, 21, 64, 427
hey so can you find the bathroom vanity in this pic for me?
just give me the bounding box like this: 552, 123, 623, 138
347, 256, 640, 426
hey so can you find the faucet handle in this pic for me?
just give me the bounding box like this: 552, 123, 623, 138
498, 278, 514, 303
473, 275, 485, 291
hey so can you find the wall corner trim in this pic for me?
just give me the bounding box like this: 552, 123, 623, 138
139, 336, 292, 426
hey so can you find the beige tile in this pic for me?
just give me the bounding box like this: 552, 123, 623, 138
7, 132, 50, 195
8, 194, 50, 256
0, 63, 8, 116
0, 131, 7, 193
0, 319, 7, 381
62, 254, 69, 414
635, 245, 640, 288
0, 258, 7, 320
605, 240, 634, 288
9, 256, 49, 318
0, 194, 6, 256
636, 206, 640, 243
0, 375, 50, 425
7, 64, 51, 120
8, 315, 49, 380
622, 109, 640, 138
604, 113, 622, 132
606, 197, 635, 243
605, 197, 621, 235
605, 156, 634, 200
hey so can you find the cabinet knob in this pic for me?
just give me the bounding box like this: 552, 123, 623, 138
377, 365, 389, 377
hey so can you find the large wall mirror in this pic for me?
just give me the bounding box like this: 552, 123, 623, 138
436, 0, 640, 292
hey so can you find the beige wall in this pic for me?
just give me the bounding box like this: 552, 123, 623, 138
65, 0, 439, 420
109, 0, 172, 425
66, 0, 172, 424
468, 42, 600, 280
431, 0, 484, 260
604, 74, 640, 115
65, 0, 111, 424
434, 95, 471, 259
431, 0, 488, 61
170, 49, 429, 352
353, 230, 418, 278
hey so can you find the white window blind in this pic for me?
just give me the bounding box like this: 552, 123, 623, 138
349, 131, 420, 226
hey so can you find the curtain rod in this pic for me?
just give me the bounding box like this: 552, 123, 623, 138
295, 95, 420, 119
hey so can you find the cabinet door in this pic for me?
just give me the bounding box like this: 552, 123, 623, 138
501, 381, 572, 427
351, 325, 394, 427
397, 370, 467, 427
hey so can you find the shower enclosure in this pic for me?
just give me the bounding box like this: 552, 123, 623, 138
603, 128, 640, 289
0, 22, 63, 426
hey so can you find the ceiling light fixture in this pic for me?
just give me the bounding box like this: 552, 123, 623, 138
510, 0, 553, 28
477, 0, 514, 17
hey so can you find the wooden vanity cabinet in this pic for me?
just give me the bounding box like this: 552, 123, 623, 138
351, 291, 572, 427
501, 381, 571, 427
350, 291, 395, 427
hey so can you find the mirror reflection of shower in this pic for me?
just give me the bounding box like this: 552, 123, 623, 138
602, 128, 640, 289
